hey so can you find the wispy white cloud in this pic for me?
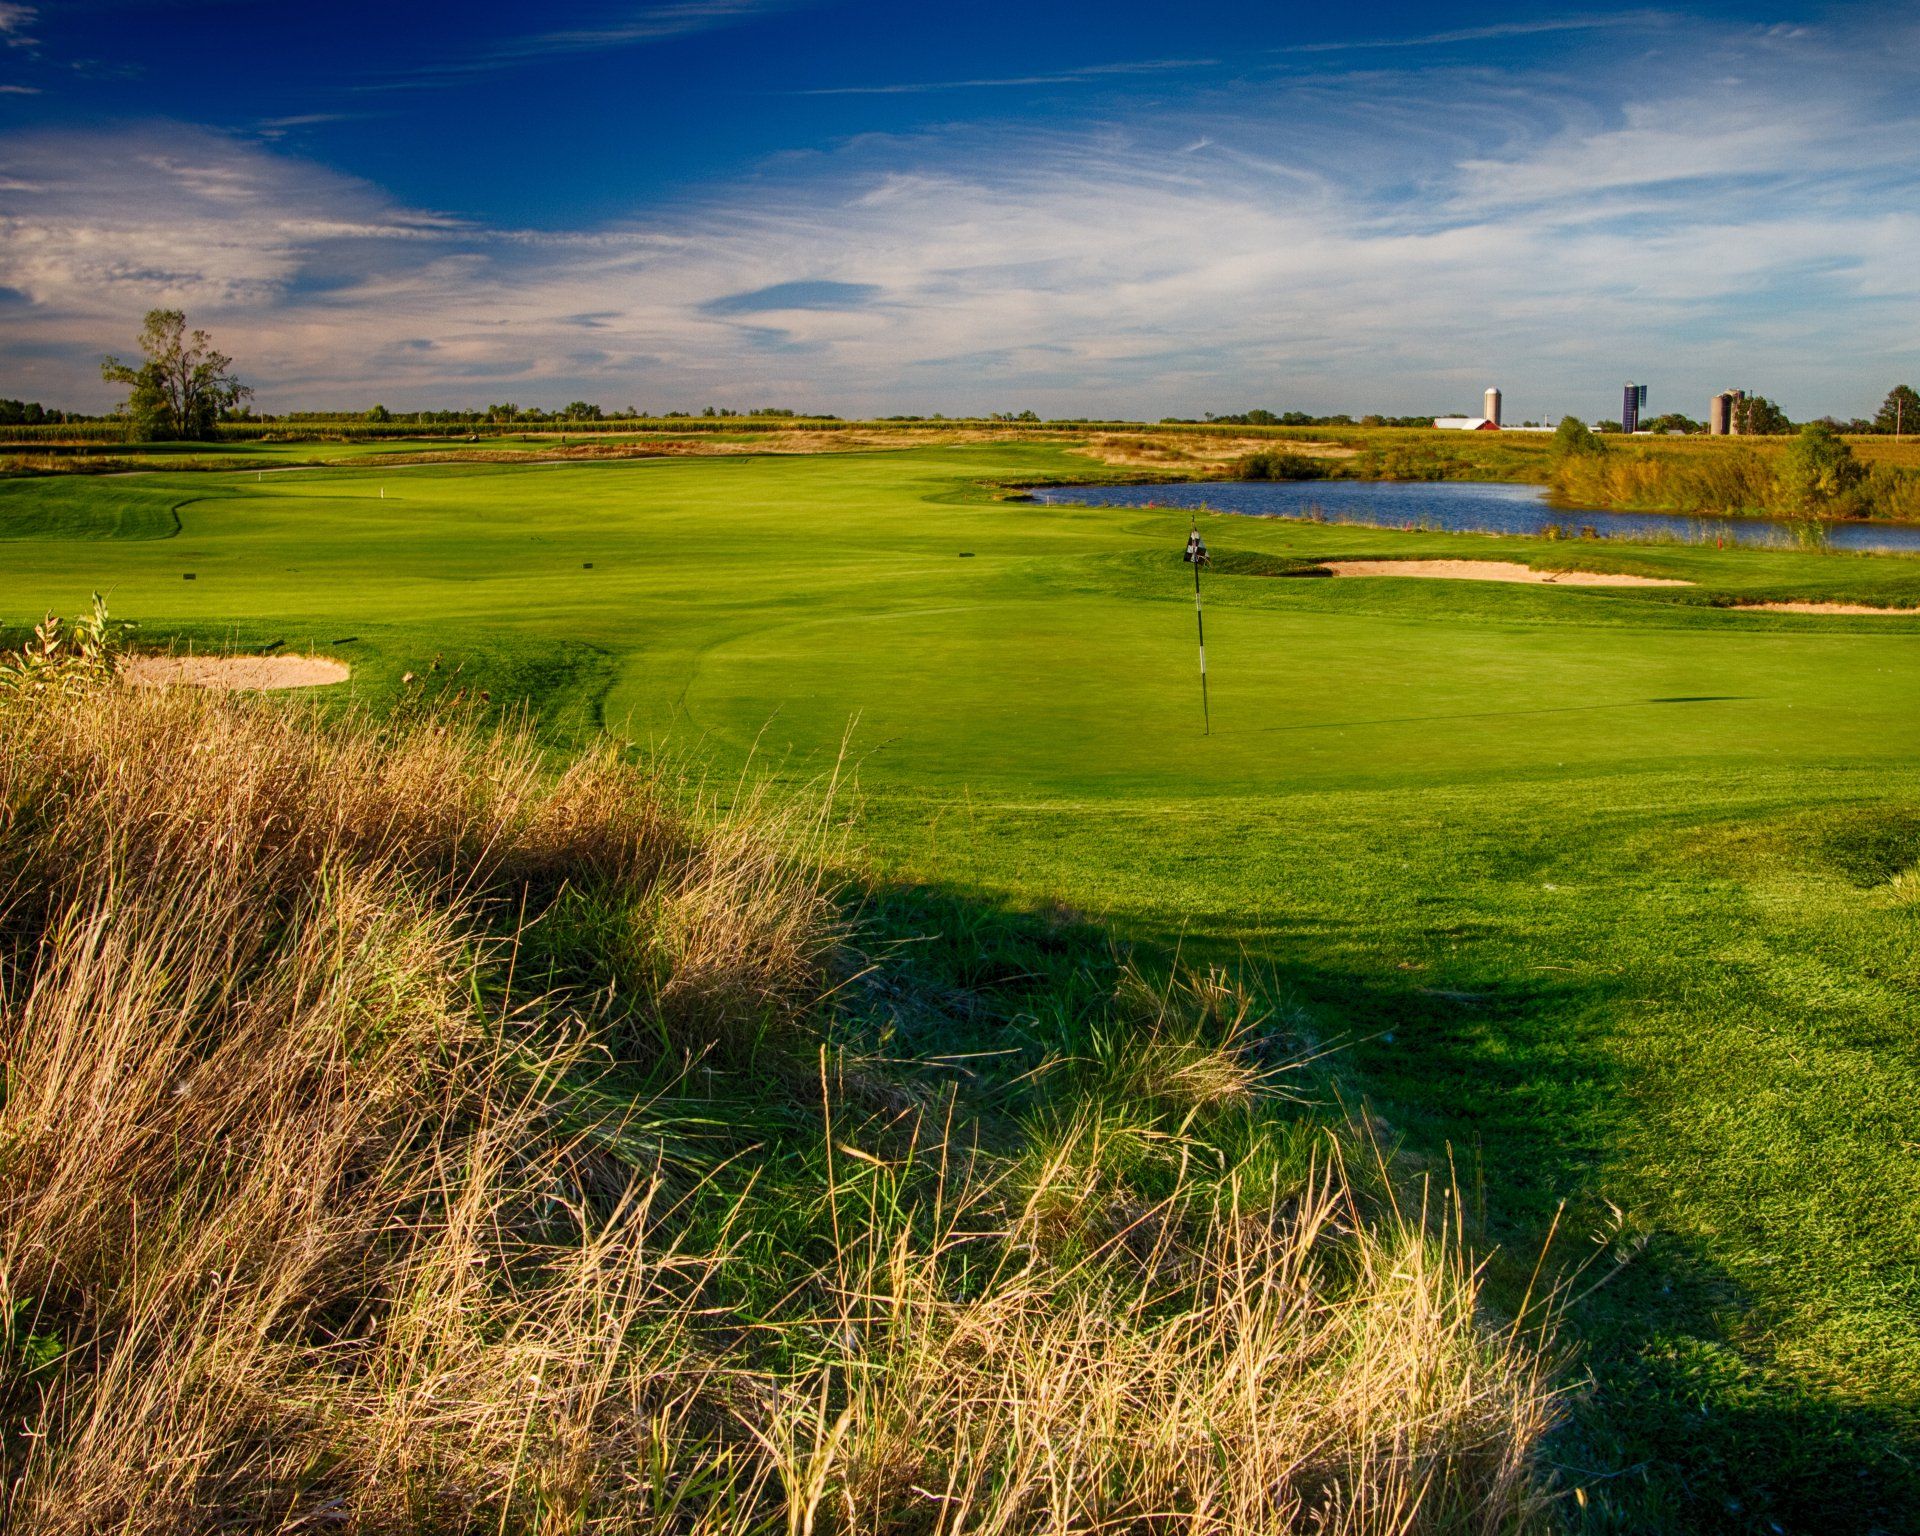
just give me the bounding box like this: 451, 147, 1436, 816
788, 57, 1219, 96
257, 112, 365, 131
0, 2, 35, 45
494, 0, 793, 56
1282, 12, 1670, 54
359, 0, 803, 90
0, 124, 459, 315
2, 15, 1916, 418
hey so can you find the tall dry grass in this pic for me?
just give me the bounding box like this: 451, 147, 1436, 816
1548, 439, 1920, 523
1548, 445, 1780, 517
0, 678, 1566, 1533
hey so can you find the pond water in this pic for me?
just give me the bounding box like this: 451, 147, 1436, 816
1028, 478, 1920, 556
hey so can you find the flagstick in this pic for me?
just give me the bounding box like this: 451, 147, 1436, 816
1192, 521, 1210, 736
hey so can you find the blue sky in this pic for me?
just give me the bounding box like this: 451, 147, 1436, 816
0, 0, 1915, 419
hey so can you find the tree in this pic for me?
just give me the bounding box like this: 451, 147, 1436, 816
1551, 416, 1606, 457
1739, 394, 1792, 435
559, 401, 603, 421
1645, 412, 1704, 435
1874, 385, 1918, 436
366, 404, 391, 423
1777, 422, 1865, 512
100, 310, 251, 442
0, 400, 62, 425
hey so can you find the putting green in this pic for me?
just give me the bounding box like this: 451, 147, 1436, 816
5, 442, 1919, 1529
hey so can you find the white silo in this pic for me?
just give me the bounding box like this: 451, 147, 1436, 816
1483, 387, 1502, 427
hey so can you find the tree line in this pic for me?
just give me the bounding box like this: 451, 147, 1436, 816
349, 402, 825, 425
28, 311, 1920, 444
1166, 409, 1442, 429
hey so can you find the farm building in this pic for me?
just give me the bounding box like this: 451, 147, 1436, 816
1433, 416, 1501, 431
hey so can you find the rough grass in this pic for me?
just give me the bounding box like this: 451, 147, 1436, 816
1545, 442, 1920, 522
0, 679, 1562, 1533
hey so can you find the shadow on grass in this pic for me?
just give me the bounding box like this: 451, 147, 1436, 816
1256, 694, 1757, 736
1065, 902, 1918, 1536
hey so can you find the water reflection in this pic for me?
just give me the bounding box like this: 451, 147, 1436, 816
1029, 479, 1920, 555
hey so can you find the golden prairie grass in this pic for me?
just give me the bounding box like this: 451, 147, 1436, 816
1548, 437, 1920, 522
0, 678, 1565, 1533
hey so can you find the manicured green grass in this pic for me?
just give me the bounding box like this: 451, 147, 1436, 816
4, 442, 1918, 1532
0, 477, 187, 539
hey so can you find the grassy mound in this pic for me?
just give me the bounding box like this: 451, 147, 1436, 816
0, 479, 185, 541
0, 679, 1560, 1533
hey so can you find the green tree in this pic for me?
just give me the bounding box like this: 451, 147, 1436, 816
1777, 422, 1865, 511
100, 310, 251, 442
1552, 416, 1606, 457
1874, 385, 1918, 436
559, 401, 603, 421
366, 404, 391, 423
1739, 394, 1792, 435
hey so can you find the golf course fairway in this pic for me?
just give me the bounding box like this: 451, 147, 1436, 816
5, 440, 1918, 1531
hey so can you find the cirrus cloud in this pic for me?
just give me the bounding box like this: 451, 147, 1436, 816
1, 14, 1916, 419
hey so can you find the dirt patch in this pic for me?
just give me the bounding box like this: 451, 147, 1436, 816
120, 653, 350, 690
1070, 433, 1357, 472
1320, 560, 1692, 587
343, 426, 1087, 469
1733, 601, 1919, 616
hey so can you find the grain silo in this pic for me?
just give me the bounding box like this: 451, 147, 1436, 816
1710, 390, 1744, 435
1483, 387, 1502, 427
1622, 383, 1647, 434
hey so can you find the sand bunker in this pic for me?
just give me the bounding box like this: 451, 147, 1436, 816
120, 654, 350, 691
1733, 601, 1918, 617
1320, 560, 1692, 587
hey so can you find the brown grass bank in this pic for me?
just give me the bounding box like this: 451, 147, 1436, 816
0, 673, 1565, 1533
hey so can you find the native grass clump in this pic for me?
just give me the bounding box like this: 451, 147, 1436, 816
0, 675, 1564, 1533
1547, 421, 1920, 522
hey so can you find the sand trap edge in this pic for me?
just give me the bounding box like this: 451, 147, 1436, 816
120, 654, 351, 691
1731, 601, 1920, 616
1319, 560, 1692, 588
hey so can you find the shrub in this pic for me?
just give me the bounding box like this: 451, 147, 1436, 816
1550, 416, 1606, 460
1235, 449, 1327, 481
0, 592, 133, 697
1777, 422, 1867, 513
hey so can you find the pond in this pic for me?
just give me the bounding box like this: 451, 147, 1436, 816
1028, 478, 1920, 555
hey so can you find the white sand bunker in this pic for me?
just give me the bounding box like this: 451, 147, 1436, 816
1733, 601, 1918, 617
1321, 559, 1692, 587
120, 653, 350, 691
